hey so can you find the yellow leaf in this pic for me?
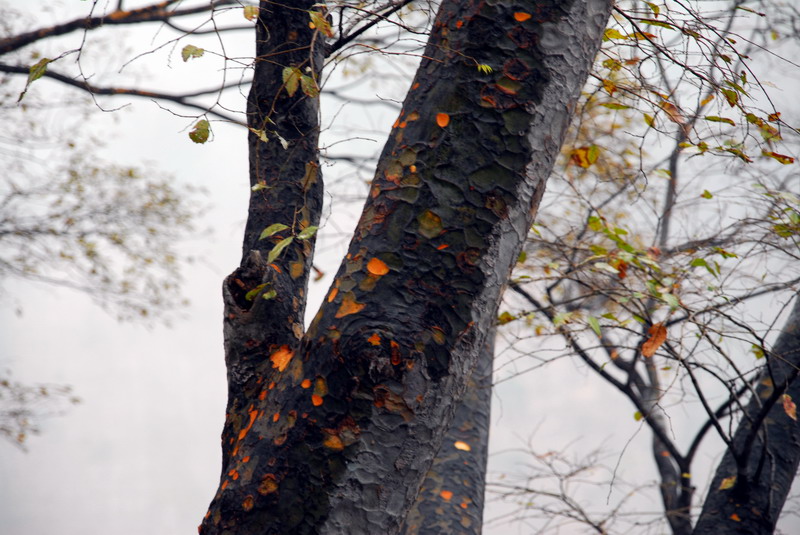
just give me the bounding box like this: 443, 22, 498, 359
719, 475, 737, 490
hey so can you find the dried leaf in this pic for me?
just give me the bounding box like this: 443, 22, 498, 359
719, 475, 737, 490
782, 394, 797, 421
642, 323, 667, 357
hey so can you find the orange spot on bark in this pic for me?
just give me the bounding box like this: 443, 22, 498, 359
409, 165, 417, 172
412, 82, 420, 90
270, 345, 294, 372
268, 381, 276, 389
436, 113, 450, 127
730, 513, 741, 522
393, 117, 400, 128
455, 20, 463, 28
312, 394, 324, 406
454, 440, 471, 451
327, 287, 338, 302
367, 257, 390, 276
514, 12, 532, 21
221, 480, 229, 490
399, 121, 407, 128
258, 390, 267, 400
437, 244, 449, 250
242, 495, 255, 511
407, 111, 420, 121
242, 456, 250, 463
440, 490, 453, 501
228, 469, 239, 480
258, 474, 278, 495
237, 408, 259, 440
367, 333, 381, 346
269, 263, 282, 273
272, 412, 280, 422
335, 294, 366, 318
390, 341, 401, 365
301, 378, 312, 388
323, 434, 344, 450
460, 501, 469, 509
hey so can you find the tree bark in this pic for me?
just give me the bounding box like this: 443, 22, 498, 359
202, 1, 613, 533
693, 295, 800, 535
401, 331, 495, 535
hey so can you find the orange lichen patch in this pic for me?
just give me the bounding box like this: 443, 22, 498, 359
237, 408, 259, 441
367, 257, 390, 276
258, 390, 267, 401
430, 326, 447, 345
335, 293, 366, 318
390, 341, 401, 366
436, 244, 449, 250
242, 495, 255, 512
301, 378, 312, 388
314, 377, 328, 396
409, 164, 417, 173
454, 440, 471, 452
311, 394, 324, 406
367, 333, 381, 346
514, 12, 532, 21
272, 412, 280, 422
269, 263, 282, 273
436, 113, 450, 127
242, 456, 251, 463
268, 381, 276, 390
407, 111, 420, 122
221, 480, 229, 490
455, 20, 463, 28
327, 287, 339, 303
730, 513, 741, 522
258, 474, 278, 495
412, 82, 420, 90
289, 260, 304, 280
460, 501, 469, 509
392, 117, 401, 128
228, 469, 240, 480
269, 345, 294, 372
399, 121, 407, 128
323, 434, 344, 450
440, 490, 454, 501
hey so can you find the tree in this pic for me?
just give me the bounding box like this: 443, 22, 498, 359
3, 1, 798, 534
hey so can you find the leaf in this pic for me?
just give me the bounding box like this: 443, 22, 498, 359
762, 151, 795, 165
282, 67, 302, 97
245, 283, 269, 301
181, 45, 204, 62
189, 119, 210, 143
644, 113, 655, 127
594, 262, 619, 274
587, 316, 602, 336
261, 289, 277, 300
243, 6, 259, 21
704, 116, 735, 126
476, 64, 493, 74
259, 223, 289, 240
267, 236, 294, 264
700, 93, 715, 107
248, 127, 269, 143
18, 57, 52, 102
604, 28, 627, 41
300, 74, 320, 98
601, 102, 630, 110
634, 411, 644, 421
645, 2, 660, 15
700, 190, 713, 199
436, 113, 450, 127
296, 225, 319, 240
251, 181, 269, 192
497, 311, 516, 325
309, 10, 334, 38
662, 293, 680, 309
719, 475, 737, 490
782, 394, 797, 421
720, 88, 738, 107
642, 323, 667, 357
571, 145, 600, 168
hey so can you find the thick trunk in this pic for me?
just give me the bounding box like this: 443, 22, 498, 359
202, 1, 613, 533
401, 331, 495, 535
693, 295, 800, 535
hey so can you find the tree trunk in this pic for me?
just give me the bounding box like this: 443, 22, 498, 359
693, 295, 800, 535
401, 331, 495, 535
201, 1, 612, 533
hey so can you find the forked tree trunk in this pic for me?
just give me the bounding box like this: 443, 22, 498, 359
201, 1, 612, 533
693, 295, 800, 535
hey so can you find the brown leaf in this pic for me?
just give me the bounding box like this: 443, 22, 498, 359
642, 323, 667, 357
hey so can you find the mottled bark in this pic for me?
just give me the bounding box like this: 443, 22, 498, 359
693, 295, 800, 535
202, 0, 612, 533
402, 331, 495, 535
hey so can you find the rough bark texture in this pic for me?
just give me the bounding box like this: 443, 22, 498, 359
401, 332, 495, 535
693, 296, 800, 535
202, 0, 613, 533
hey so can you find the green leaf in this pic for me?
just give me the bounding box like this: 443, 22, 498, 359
634, 411, 644, 421
751, 344, 765, 359
296, 225, 319, 240
700, 189, 713, 199
517, 251, 527, 263
603, 28, 627, 41
720, 88, 738, 107
267, 236, 294, 264
587, 215, 604, 232
251, 181, 270, 192
259, 223, 290, 240
601, 102, 630, 110
497, 311, 516, 325
245, 283, 269, 301
243, 6, 259, 21
476, 64, 493, 74
644, 113, 655, 127
18, 57, 52, 102
588, 316, 602, 336
762, 151, 795, 165
645, 2, 660, 15
300, 74, 319, 98
282, 67, 302, 97
261, 289, 277, 300
188, 120, 210, 143
309, 10, 334, 37
704, 116, 735, 126
662, 293, 680, 309
181, 44, 205, 62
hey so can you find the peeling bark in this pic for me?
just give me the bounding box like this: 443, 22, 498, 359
693, 295, 800, 535
202, 1, 612, 533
